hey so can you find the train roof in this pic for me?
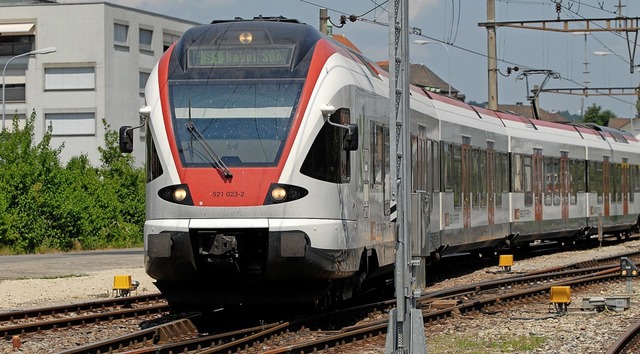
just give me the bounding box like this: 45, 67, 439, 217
210, 16, 301, 24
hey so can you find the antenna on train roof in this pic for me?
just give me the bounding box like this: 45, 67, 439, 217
210, 16, 300, 24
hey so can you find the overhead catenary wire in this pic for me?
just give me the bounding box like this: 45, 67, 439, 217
298, 0, 638, 112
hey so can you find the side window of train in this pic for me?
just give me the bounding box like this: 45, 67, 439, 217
411, 135, 418, 191
633, 165, 640, 202
146, 133, 164, 182
411, 125, 430, 191
432, 141, 439, 192
544, 157, 554, 206
371, 122, 385, 185
370, 122, 391, 215
300, 108, 352, 183
496, 152, 508, 207
523, 155, 533, 206
570, 159, 586, 204
471, 148, 480, 208
453, 144, 462, 209
442, 143, 453, 192
494, 152, 502, 207
512, 154, 523, 193
480, 148, 487, 208
612, 163, 621, 203
589, 161, 604, 204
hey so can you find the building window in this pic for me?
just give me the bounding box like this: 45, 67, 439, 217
45, 67, 95, 90
139, 28, 153, 53
45, 112, 96, 136
163, 32, 180, 52
0, 35, 34, 56
139, 71, 150, 93
114, 23, 129, 46
3, 84, 25, 102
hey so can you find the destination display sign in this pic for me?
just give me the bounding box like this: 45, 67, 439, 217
188, 46, 294, 68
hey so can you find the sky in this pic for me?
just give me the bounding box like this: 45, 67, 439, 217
91, 0, 640, 119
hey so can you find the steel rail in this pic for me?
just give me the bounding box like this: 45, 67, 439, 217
0, 303, 169, 337
0, 293, 164, 322
606, 319, 640, 354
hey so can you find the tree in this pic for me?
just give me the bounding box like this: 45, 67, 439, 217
583, 104, 616, 127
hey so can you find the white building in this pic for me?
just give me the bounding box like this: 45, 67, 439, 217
0, 0, 198, 165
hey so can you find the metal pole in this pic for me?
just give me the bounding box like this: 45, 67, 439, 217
2, 47, 56, 130
487, 0, 498, 110
385, 0, 427, 352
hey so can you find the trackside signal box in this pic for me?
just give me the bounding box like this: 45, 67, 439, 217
112, 275, 139, 297
550, 286, 571, 313
498, 255, 514, 271
620, 257, 638, 277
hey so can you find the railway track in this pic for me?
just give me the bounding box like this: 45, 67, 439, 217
0, 293, 168, 338
606, 319, 640, 354
44, 250, 639, 353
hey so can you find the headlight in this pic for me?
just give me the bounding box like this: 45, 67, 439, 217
158, 184, 193, 205
264, 183, 309, 205
271, 186, 287, 201
173, 188, 187, 202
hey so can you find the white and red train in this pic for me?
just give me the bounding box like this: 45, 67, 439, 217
120, 17, 640, 306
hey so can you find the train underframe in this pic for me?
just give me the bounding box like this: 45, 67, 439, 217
145, 227, 391, 306
424, 215, 640, 264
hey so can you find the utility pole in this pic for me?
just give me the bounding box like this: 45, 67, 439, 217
385, 0, 427, 353
487, 0, 498, 110
478, 16, 640, 73
319, 8, 328, 35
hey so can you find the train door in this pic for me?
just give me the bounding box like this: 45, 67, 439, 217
461, 137, 471, 228
533, 149, 544, 221
363, 148, 370, 219
622, 158, 629, 215
560, 152, 569, 220
603, 157, 610, 217
487, 143, 495, 225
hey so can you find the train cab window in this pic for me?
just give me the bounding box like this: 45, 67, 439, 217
301, 108, 352, 183
146, 132, 164, 182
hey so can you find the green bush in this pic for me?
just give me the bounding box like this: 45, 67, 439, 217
0, 113, 144, 253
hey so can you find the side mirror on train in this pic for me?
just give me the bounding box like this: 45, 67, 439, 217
119, 106, 152, 154
320, 104, 358, 151
119, 126, 133, 153
344, 124, 358, 151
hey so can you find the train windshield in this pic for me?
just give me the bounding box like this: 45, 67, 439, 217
169, 80, 303, 167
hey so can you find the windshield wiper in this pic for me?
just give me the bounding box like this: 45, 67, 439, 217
185, 121, 233, 179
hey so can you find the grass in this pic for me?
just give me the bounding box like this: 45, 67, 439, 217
40, 274, 87, 280
428, 333, 547, 353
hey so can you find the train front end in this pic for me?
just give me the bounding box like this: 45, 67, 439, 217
136, 19, 361, 305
